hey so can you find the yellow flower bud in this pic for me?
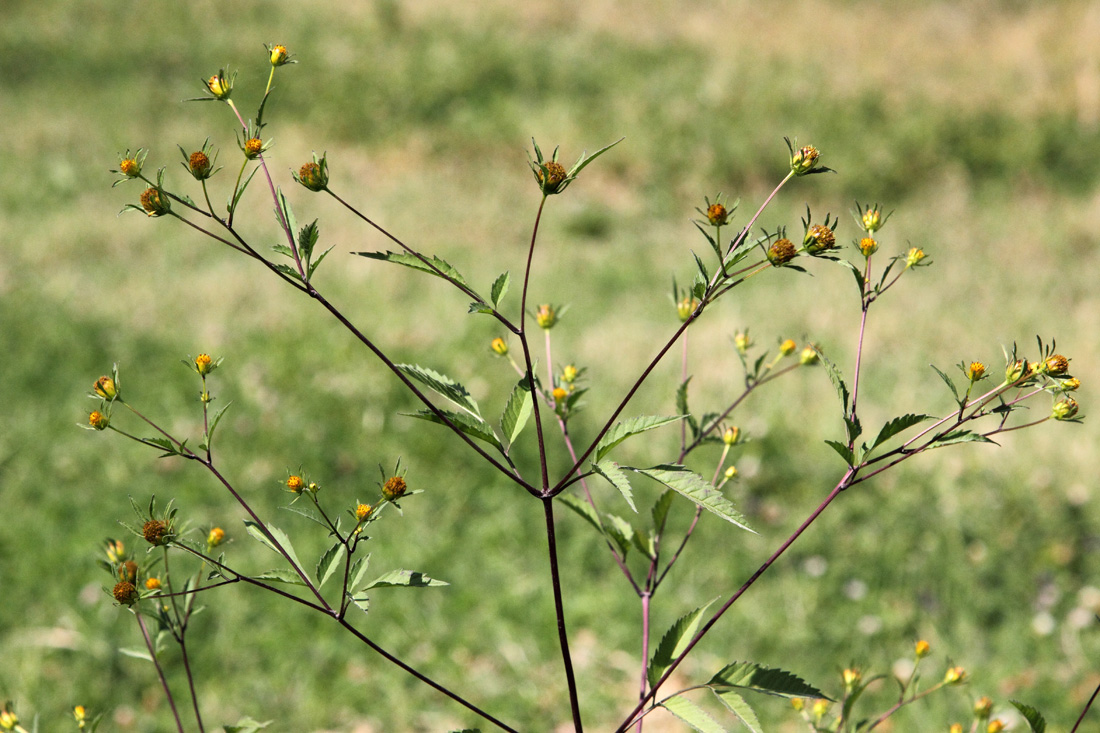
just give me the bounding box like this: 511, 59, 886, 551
734, 330, 752, 354
973, 696, 993, 719
842, 668, 862, 688
906, 247, 926, 268
145, 577, 162, 590
779, 338, 797, 356
722, 426, 740, 445
552, 387, 568, 403
118, 560, 137, 583
724, 465, 738, 480
706, 202, 729, 226
269, 44, 290, 66
915, 639, 931, 658
536, 304, 557, 329
811, 699, 830, 719
89, 410, 109, 430
949, 725, 963, 733
94, 375, 117, 399
800, 346, 819, 366
943, 666, 966, 685
243, 137, 264, 159
490, 337, 509, 356
790, 698, 804, 712
1052, 398, 1079, 420
286, 475, 305, 494
74, 706, 87, 726
207, 527, 226, 548
356, 503, 373, 522
195, 353, 214, 375
987, 720, 1005, 733
677, 294, 700, 322
1061, 377, 1081, 392
0, 706, 18, 730
140, 186, 171, 217
204, 70, 233, 100
562, 364, 579, 383
791, 144, 821, 175
295, 155, 330, 192
858, 237, 878, 256
1005, 359, 1028, 383
861, 205, 883, 233
967, 362, 986, 381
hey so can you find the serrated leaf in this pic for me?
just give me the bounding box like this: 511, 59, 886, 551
632, 527, 656, 559
929, 429, 996, 448
360, 570, 448, 590
490, 271, 510, 308
397, 364, 481, 418
243, 520, 305, 576
707, 662, 829, 700
651, 489, 675, 530
930, 364, 961, 403
271, 243, 294, 258
349, 591, 370, 614
307, 246, 335, 281
711, 689, 763, 733
223, 717, 273, 733
1010, 700, 1046, 733
275, 188, 298, 241
468, 301, 493, 314
273, 263, 301, 280
814, 347, 850, 413
836, 258, 866, 298
500, 377, 534, 446
253, 569, 307, 586
660, 696, 727, 733
676, 378, 699, 438
824, 440, 855, 466
591, 461, 637, 512
594, 415, 685, 463
404, 409, 502, 453
315, 542, 346, 590
604, 514, 633, 557
349, 554, 371, 592
354, 250, 473, 290
870, 413, 932, 451
142, 437, 181, 456
627, 465, 753, 533
844, 415, 863, 443
648, 600, 716, 688
557, 492, 602, 533
298, 220, 319, 260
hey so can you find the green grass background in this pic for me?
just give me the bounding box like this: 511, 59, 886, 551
3, 0, 1100, 730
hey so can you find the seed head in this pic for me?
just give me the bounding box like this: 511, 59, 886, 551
286, 475, 305, 494
1041, 354, 1070, 376
858, 237, 878, 257
295, 154, 330, 192
207, 527, 225, 548
140, 187, 171, 217
490, 337, 508, 356
767, 238, 798, 266
382, 476, 407, 500
356, 503, 373, 522
804, 224, 836, 254
142, 519, 169, 546
113, 581, 139, 606
89, 410, 109, 430
706, 203, 729, 226
538, 161, 568, 193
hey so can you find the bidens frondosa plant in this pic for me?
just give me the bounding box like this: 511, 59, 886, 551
58, 44, 1094, 733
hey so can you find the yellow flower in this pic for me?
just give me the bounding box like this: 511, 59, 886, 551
967, 362, 986, 381
269, 44, 291, 66
858, 237, 878, 256
490, 337, 509, 356
973, 696, 993, 718
383, 476, 407, 500
800, 345, 819, 366
561, 364, 579, 383
943, 666, 966, 685
356, 503, 373, 522
1061, 377, 1081, 392
842, 668, 862, 688
0, 705, 18, 730
89, 410, 109, 430
74, 705, 87, 727
906, 247, 926, 268
552, 387, 568, 403
790, 144, 821, 175
145, 577, 162, 590
94, 375, 117, 400
207, 527, 226, 548
286, 475, 305, 494
915, 639, 931, 658
195, 353, 215, 375
536, 304, 557, 330
779, 338, 797, 356
706, 202, 729, 226
861, 205, 883, 233
986, 721, 1005, 733
244, 137, 264, 159
734, 330, 752, 354
295, 154, 330, 192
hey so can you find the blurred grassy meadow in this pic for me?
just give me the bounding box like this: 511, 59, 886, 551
4, 0, 1100, 729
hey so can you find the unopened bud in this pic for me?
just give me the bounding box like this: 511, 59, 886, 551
906, 247, 926, 268
915, 639, 931, 658
967, 362, 986, 381
943, 666, 966, 685
780, 338, 797, 356
722, 426, 740, 445
536, 304, 557, 330
490, 337, 508, 356
1052, 398, 1079, 420
800, 346, 819, 366
858, 237, 878, 256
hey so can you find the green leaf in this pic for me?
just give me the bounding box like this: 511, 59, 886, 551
558, 492, 602, 534
348, 554, 371, 592
360, 569, 448, 590
594, 415, 685, 463
307, 246, 335, 281
397, 363, 481, 418
243, 520, 305, 576
632, 527, 656, 560
252, 569, 307, 586
930, 364, 961, 404
275, 188, 298, 240
500, 377, 534, 446
711, 689, 762, 733
869, 413, 931, 451
566, 137, 624, 178
404, 409, 503, 453
814, 347, 850, 413
676, 377, 699, 438
223, 717, 273, 733
1010, 700, 1046, 733
354, 250, 473, 290
929, 429, 996, 448
490, 271, 510, 308
468, 301, 493, 315
648, 600, 716, 688
824, 440, 856, 466
118, 647, 154, 662
660, 696, 727, 733
627, 465, 754, 533
315, 542, 346, 590
604, 513, 633, 557
271, 243, 294, 258
591, 461, 637, 512
707, 662, 829, 700
348, 591, 370, 614
279, 503, 330, 530
651, 489, 675, 530
844, 415, 863, 444
298, 220, 319, 261
836, 258, 866, 298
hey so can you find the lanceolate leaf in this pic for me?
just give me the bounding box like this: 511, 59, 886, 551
627, 465, 754, 533
360, 570, 448, 590
315, 542, 346, 589
591, 461, 637, 512
275, 188, 298, 242
648, 600, 716, 688
651, 489, 675, 530
404, 409, 503, 454
223, 717, 273, 733
929, 429, 996, 448
676, 377, 699, 438
707, 662, 829, 700
594, 415, 685, 463
354, 250, 474, 290
252, 569, 307, 586
814, 346, 850, 414
557, 492, 602, 533
711, 689, 763, 733
869, 413, 932, 451
500, 377, 534, 446
659, 696, 726, 733
930, 364, 962, 404
396, 364, 482, 417
603, 514, 633, 557
243, 520, 305, 576
490, 271, 510, 308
